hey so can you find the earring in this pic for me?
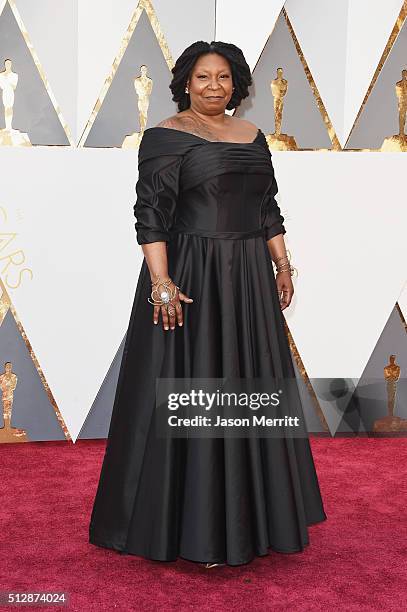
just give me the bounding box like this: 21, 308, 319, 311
185, 86, 189, 94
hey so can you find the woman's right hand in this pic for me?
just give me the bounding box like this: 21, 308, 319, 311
152, 279, 193, 330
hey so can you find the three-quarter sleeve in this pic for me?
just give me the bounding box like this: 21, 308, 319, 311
261, 171, 286, 241
133, 152, 182, 245
256, 131, 286, 240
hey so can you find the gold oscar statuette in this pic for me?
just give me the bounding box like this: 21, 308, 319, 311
0, 361, 27, 442
266, 68, 297, 151
122, 64, 153, 149
381, 69, 407, 152
0, 59, 31, 147
373, 355, 407, 432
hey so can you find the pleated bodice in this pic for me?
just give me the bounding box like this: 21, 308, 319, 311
134, 127, 286, 243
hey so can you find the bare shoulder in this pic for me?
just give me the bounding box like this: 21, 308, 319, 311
155, 116, 181, 129
223, 116, 260, 142
228, 116, 259, 134
156, 114, 198, 131
230, 117, 258, 129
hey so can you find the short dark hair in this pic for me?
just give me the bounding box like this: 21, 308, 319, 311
169, 41, 252, 112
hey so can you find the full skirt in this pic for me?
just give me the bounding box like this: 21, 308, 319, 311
88, 233, 327, 566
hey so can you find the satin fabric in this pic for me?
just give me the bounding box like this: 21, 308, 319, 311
88, 127, 326, 566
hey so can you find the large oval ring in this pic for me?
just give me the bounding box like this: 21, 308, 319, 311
160, 290, 170, 304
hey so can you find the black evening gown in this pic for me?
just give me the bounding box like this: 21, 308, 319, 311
88, 126, 327, 566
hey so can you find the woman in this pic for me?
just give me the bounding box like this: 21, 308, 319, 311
89, 40, 326, 567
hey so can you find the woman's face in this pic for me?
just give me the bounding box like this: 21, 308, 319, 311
186, 52, 233, 115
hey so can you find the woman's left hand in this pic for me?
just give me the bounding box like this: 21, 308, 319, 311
276, 271, 294, 310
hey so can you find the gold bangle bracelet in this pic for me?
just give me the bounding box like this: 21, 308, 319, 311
148, 276, 178, 306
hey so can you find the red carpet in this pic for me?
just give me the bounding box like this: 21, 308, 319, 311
1, 437, 406, 611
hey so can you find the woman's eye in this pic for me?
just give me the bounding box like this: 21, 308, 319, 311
196, 75, 231, 79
